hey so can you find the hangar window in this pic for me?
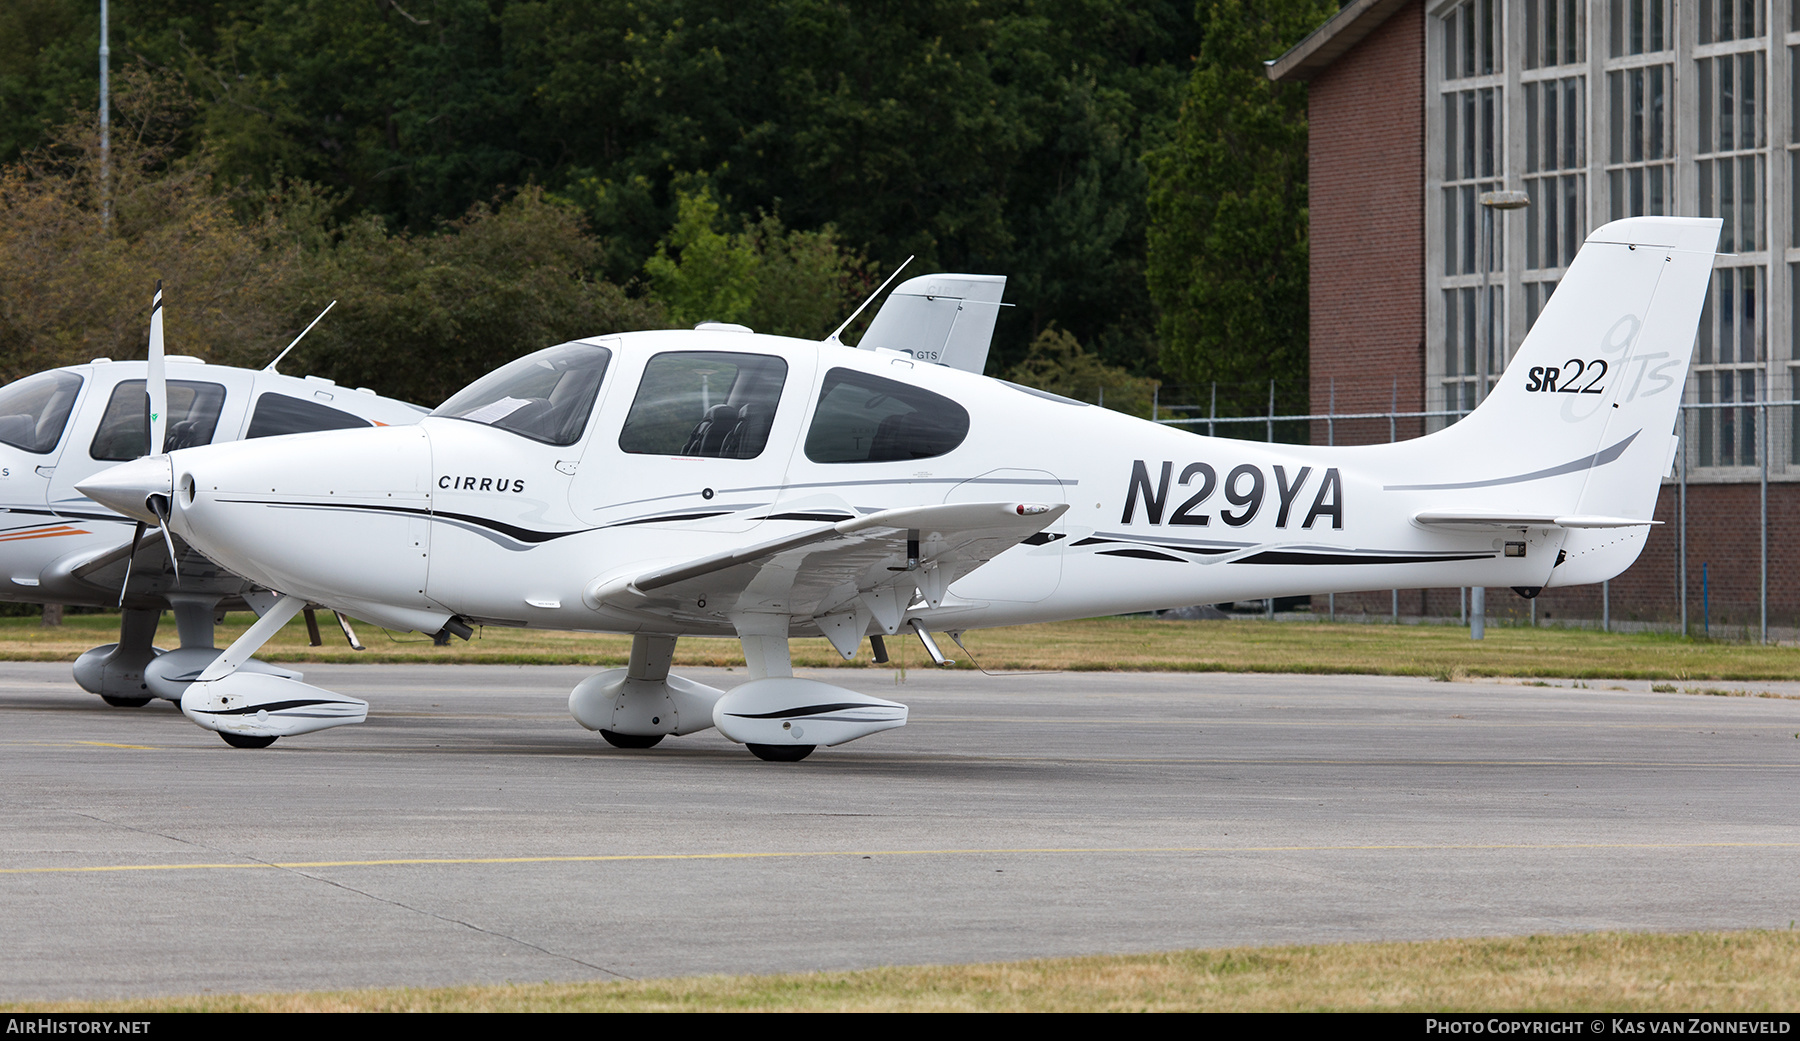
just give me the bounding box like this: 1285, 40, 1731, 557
90, 380, 226, 460
0, 371, 83, 455
246, 393, 372, 439
804, 368, 969, 463
434, 342, 612, 447
619, 352, 789, 459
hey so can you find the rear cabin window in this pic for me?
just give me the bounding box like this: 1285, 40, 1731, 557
246, 393, 372, 439
804, 368, 970, 463
618, 352, 788, 459
90, 380, 227, 460
0, 371, 83, 454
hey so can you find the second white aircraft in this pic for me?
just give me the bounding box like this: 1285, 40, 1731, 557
80, 216, 1721, 760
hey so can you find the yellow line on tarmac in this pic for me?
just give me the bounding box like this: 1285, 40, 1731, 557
5, 841, 1798, 875
3, 740, 164, 750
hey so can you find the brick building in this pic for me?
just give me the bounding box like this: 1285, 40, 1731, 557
1269, 0, 1800, 635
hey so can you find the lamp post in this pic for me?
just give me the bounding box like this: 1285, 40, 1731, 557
1470, 189, 1530, 641
99, 0, 110, 229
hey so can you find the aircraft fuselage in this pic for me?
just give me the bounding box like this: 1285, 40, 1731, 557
160, 328, 1593, 642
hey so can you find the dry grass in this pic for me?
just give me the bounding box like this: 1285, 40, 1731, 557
8, 931, 1798, 1012
6, 612, 1800, 681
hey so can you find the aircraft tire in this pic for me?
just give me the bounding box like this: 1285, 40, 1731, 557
100, 695, 153, 708
599, 730, 664, 749
746, 743, 815, 762
219, 732, 278, 749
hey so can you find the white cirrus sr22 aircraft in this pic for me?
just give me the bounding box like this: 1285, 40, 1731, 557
0, 287, 424, 710
80, 216, 1719, 760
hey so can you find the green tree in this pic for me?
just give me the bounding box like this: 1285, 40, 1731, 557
0, 77, 663, 405
606, 1, 1195, 376
644, 185, 868, 339
1145, 0, 1330, 416
1004, 323, 1158, 418
3, 2, 1204, 382
0, 70, 299, 382
282, 187, 666, 407
177, 0, 1194, 372
0, 0, 98, 164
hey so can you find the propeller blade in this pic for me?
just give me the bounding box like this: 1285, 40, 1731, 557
118, 520, 145, 607
146, 280, 167, 456
147, 496, 179, 584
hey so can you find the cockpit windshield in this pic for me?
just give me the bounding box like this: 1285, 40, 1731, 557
431, 343, 612, 446
0, 371, 83, 455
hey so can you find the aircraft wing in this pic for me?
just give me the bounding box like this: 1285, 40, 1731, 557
43, 527, 248, 604
65, 529, 164, 581
586, 501, 1067, 644
32, 528, 166, 601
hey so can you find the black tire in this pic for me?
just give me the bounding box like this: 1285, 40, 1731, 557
600, 730, 664, 749
747, 743, 815, 762
220, 732, 277, 749
100, 695, 152, 708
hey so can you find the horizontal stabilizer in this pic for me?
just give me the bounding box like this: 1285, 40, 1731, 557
1413, 510, 1660, 531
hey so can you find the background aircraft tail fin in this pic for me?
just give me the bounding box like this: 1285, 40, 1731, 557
856, 273, 1007, 374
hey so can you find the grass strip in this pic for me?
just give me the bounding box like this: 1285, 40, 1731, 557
6, 930, 1797, 1012
3, 614, 1800, 681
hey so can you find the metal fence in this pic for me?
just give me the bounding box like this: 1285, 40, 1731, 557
1132, 394, 1800, 644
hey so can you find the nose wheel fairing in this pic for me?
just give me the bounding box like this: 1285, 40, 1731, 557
181, 671, 369, 739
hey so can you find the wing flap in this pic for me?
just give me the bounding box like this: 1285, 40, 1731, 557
1413, 509, 1660, 531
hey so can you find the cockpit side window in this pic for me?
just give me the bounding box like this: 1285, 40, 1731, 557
246, 393, 372, 439
0, 371, 83, 455
804, 368, 970, 463
90, 380, 227, 460
618, 352, 789, 459
432, 343, 612, 446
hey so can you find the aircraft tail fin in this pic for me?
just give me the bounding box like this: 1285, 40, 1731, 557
1395, 216, 1719, 584
856, 273, 1007, 374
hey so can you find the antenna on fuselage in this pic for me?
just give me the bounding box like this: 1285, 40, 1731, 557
824, 256, 913, 347
264, 300, 337, 374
